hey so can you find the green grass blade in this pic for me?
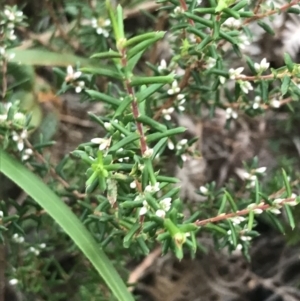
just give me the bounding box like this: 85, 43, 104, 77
0, 149, 135, 301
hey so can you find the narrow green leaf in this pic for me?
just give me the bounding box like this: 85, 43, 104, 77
123, 223, 140, 248
125, 31, 165, 48
109, 133, 140, 152
218, 194, 227, 215
248, 210, 254, 231
284, 53, 294, 72
137, 115, 167, 132
231, 0, 248, 11
0, 150, 134, 301
227, 220, 237, 248
80, 67, 123, 80
284, 204, 295, 229
113, 96, 133, 118
136, 84, 164, 103
131, 75, 174, 86
224, 191, 238, 212
90, 51, 122, 59
85, 90, 121, 106
223, 8, 240, 19
127, 37, 162, 60
147, 127, 186, 143
6, 49, 89, 67
257, 21, 275, 35
281, 75, 291, 96
184, 12, 214, 27
117, 5, 125, 40
106, 0, 120, 41
282, 169, 291, 197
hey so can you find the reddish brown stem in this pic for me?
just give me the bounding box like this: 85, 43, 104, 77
195, 197, 296, 226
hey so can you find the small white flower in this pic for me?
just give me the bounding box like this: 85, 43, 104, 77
176, 139, 188, 150
29, 247, 40, 256
167, 139, 175, 150
254, 58, 270, 73
8, 29, 17, 40
159, 197, 172, 212
162, 107, 174, 120
199, 186, 208, 195
181, 154, 187, 162
236, 243, 243, 251
145, 182, 160, 193
13, 112, 26, 124
104, 122, 112, 131
269, 208, 281, 215
75, 81, 85, 93
176, 94, 186, 111
286, 198, 298, 206
223, 17, 242, 29
130, 181, 136, 189
0, 211, 3, 218
9, 279, 18, 286
238, 34, 251, 49
174, 6, 185, 14
155, 209, 166, 218
253, 208, 263, 214
65, 65, 82, 82
12, 233, 24, 244
219, 76, 226, 85
240, 235, 252, 241
40, 243, 46, 249
240, 81, 253, 94
225, 107, 238, 120
12, 130, 27, 151
139, 200, 149, 216
188, 34, 197, 43
0, 114, 7, 122
255, 167, 267, 174
270, 98, 281, 108
253, 96, 261, 109
158, 59, 167, 72
227, 230, 232, 235
273, 198, 283, 205
229, 67, 244, 80
167, 80, 180, 95
91, 18, 111, 37
22, 148, 33, 161
143, 147, 154, 158
231, 216, 245, 225
91, 137, 110, 150
206, 57, 216, 69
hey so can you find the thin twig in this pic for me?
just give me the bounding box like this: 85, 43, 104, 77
128, 247, 161, 291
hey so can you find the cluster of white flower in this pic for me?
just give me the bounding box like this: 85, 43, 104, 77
139, 196, 172, 219
2, 7, 24, 27
222, 17, 242, 29
225, 107, 238, 120
12, 233, 25, 244
268, 194, 298, 214
254, 58, 270, 73
247, 203, 264, 215
0, 6, 24, 62
238, 166, 267, 187
91, 137, 111, 151
174, 6, 185, 15
91, 18, 111, 38
167, 80, 180, 95
65, 66, 85, 93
